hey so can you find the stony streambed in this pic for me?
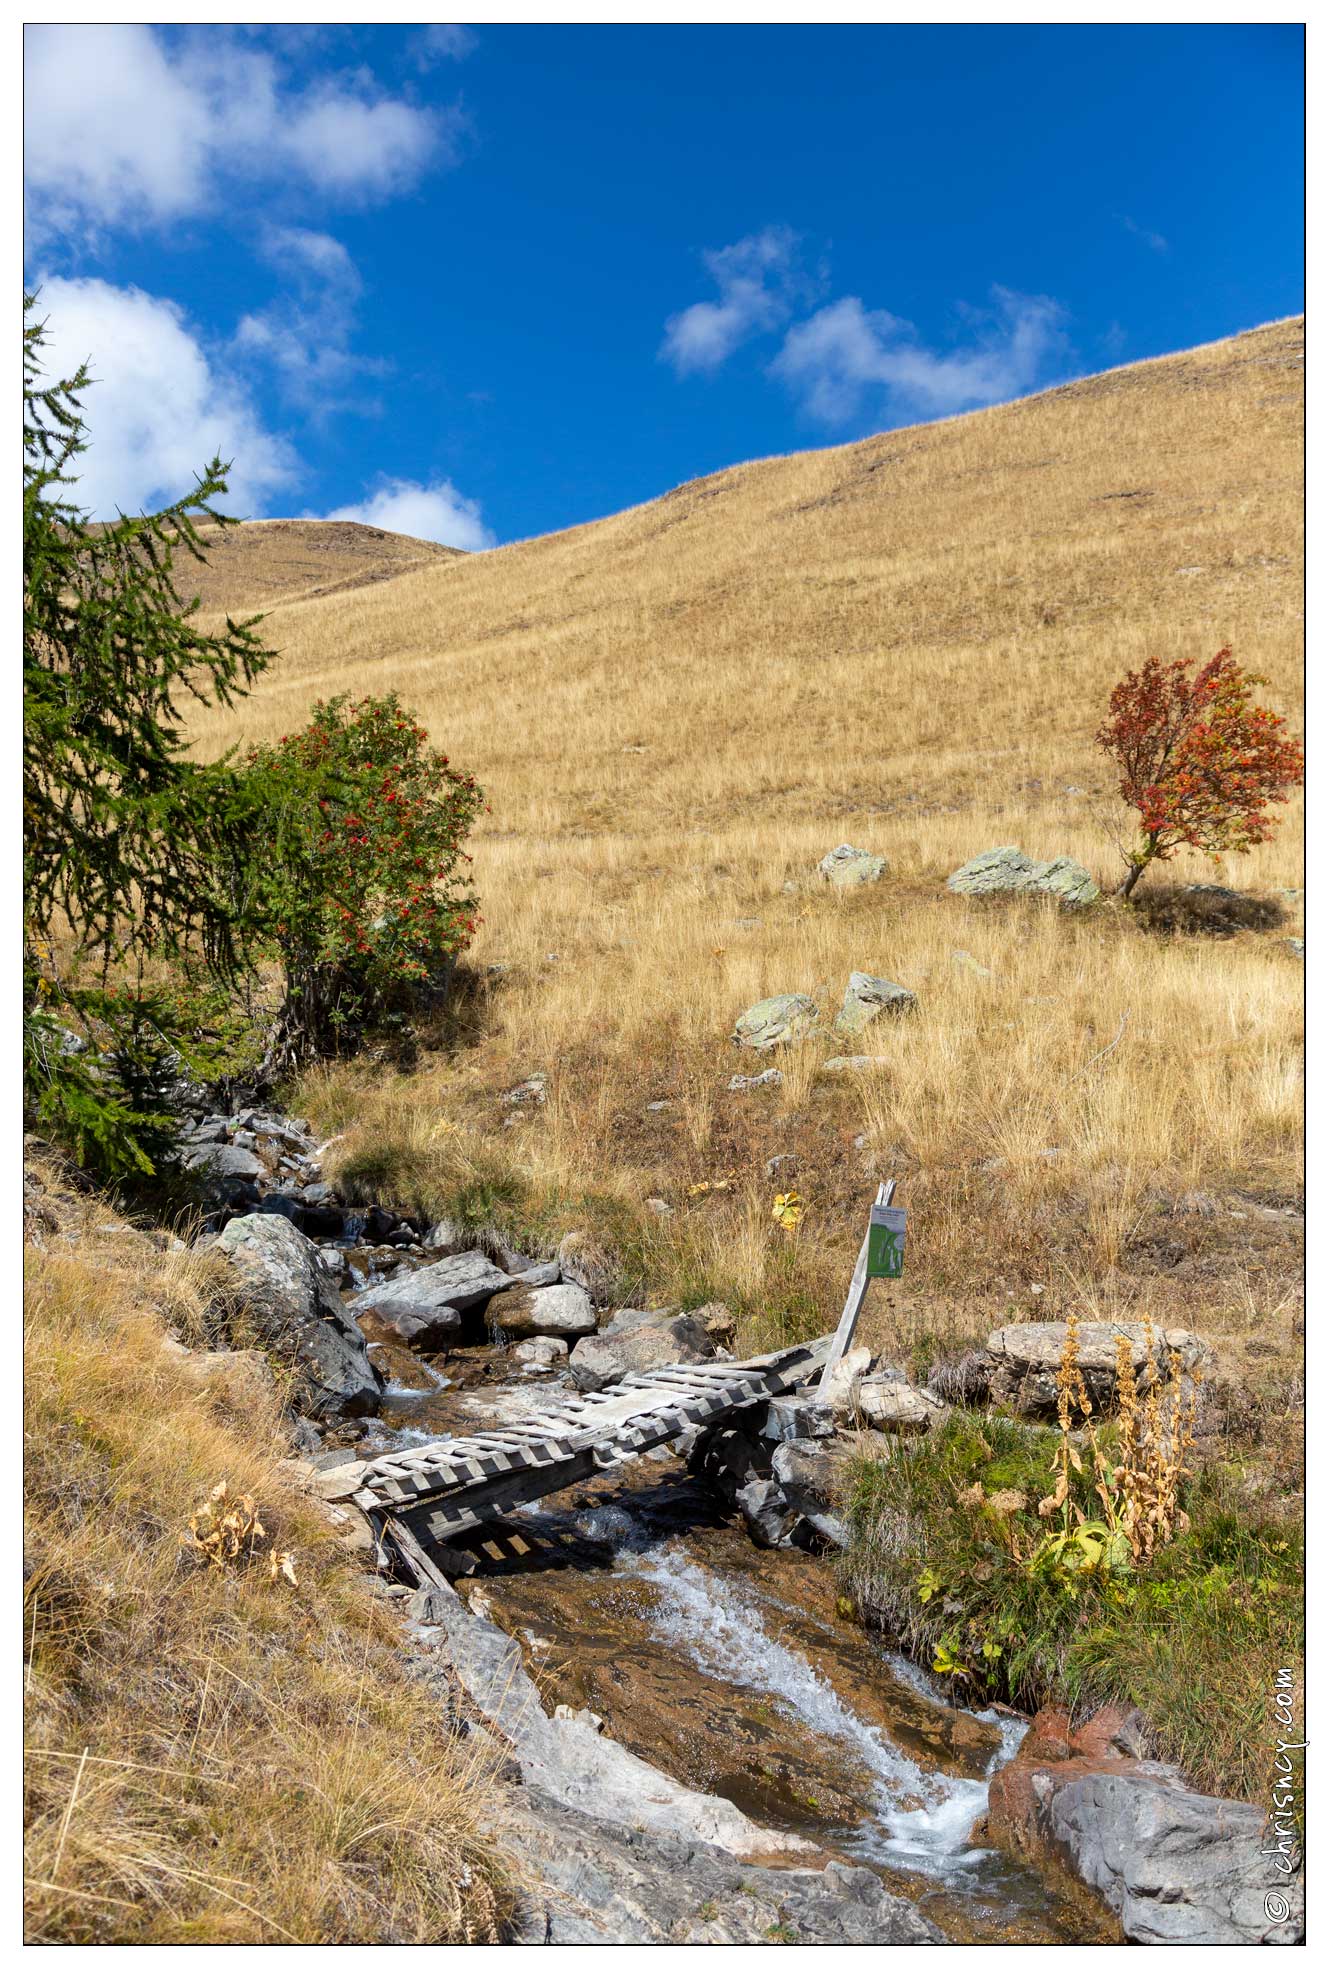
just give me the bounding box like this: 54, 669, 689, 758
353, 1348, 1097, 1944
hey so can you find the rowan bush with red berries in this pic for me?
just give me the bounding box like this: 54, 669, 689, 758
245, 693, 484, 1063
1096, 649, 1303, 898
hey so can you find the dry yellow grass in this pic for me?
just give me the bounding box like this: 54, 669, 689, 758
189, 316, 1303, 1378
23, 1160, 509, 1943
182, 515, 461, 618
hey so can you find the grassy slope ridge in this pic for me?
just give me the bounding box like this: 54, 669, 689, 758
23, 1162, 508, 1943
183, 517, 463, 619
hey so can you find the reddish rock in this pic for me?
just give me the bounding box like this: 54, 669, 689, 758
986, 1702, 1301, 1943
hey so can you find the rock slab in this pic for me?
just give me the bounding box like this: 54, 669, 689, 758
948, 845, 1099, 908
498, 1791, 941, 1943
215, 1213, 383, 1417
983, 1320, 1215, 1419
570, 1308, 715, 1392
834, 972, 916, 1037
986, 1704, 1302, 1944
351, 1251, 518, 1348
817, 843, 888, 889
494, 1281, 596, 1341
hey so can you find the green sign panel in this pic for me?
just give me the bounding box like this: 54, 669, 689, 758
866, 1204, 907, 1279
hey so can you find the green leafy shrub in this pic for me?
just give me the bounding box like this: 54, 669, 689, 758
244, 695, 484, 1068
840, 1411, 1302, 1801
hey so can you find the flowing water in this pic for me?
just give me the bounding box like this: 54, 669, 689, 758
355, 1347, 1094, 1942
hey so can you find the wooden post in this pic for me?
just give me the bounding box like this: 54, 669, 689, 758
818, 1179, 895, 1393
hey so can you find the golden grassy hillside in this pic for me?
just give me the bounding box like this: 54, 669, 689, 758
193, 316, 1304, 1401
23, 1159, 508, 1943
184, 517, 462, 619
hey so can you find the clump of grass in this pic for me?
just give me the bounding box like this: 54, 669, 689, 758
23, 1157, 510, 1943
840, 1404, 1302, 1802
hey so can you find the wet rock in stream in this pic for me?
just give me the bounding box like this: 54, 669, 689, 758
350, 1250, 520, 1347
984, 1704, 1304, 1943
498, 1790, 943, 1944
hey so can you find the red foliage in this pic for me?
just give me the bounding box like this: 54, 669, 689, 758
1095, 650, 1303, 896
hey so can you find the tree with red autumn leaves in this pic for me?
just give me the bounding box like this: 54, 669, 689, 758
245, 693, 484, 1066
1095, 650, 1303, 899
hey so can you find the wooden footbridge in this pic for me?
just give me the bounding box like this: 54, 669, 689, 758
338, 1336, 833, 1583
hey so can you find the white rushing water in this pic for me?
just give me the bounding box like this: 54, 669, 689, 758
574, 1509, 1026, 1889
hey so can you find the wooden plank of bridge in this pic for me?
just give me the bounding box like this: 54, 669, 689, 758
352, 1337, 831, 1538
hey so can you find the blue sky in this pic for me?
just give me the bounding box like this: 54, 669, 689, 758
24, 22, 1304, 548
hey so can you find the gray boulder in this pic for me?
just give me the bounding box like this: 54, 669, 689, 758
185, 1142, 264, 1210
819, 1346, 873, 1418
215, 1214, 382, 1417
834, 972, 916, 1037
988, 1706, 1302, 1943
736, 1476, 799, 1549
1046, 1768, 1299, 1943
948, 845, 1099, 908
821, 1054, 888, 1074
509, 1259, 561, 1287
856, 1374, 946, 1433
512, 1335, 569, 1366
758, 1395, 836, 1443
423, 1216, 467, 1252
350, 1250, 517, 1348
984, 1320, 1215, 1419
570, 1308, 715, 1392
770, 1437, 869, 1549
493, 1281, 596, 1341
817, 843, 887, 889
732, 992, 819, 1050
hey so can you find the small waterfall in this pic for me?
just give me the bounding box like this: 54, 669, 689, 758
630, 1546, 929, 1798
608, 1529, 1025, 1889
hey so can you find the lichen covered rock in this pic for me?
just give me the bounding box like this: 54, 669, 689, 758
733, 993, 819, 1050
833, 972, 916, 1038
948, 845, 1099, 908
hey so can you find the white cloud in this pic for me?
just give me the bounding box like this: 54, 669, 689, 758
24, 25, 447, 244
1121, 214, 1168, 254
661, 226, 804, 376
233, 227, 378, 410
769, 286, 1068, 425
320, 477, 495, 550
30, 276, 297, 519
414, 25, 477, 66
